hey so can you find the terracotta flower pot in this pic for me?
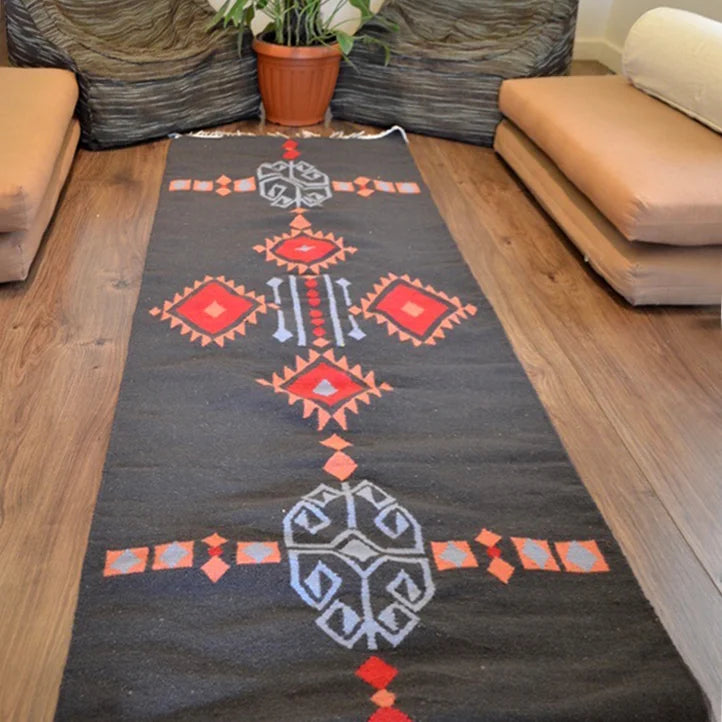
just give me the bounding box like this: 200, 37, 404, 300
252, 38, 342, 126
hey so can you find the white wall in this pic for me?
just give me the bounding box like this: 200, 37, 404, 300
575, 0, 722, 71
576, 0, 613, 39
574, 0, 616, 69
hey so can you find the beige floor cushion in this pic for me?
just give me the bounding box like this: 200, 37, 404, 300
494, 120, 721, 305
0, 118, 80, 282
499, 75, 722, 247
0, 67, 79, 233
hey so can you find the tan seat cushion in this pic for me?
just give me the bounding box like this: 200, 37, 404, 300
499, 75, 722, 247
0, 119, 80, 282
494, 120, 721, 305
0, 67, 79, 232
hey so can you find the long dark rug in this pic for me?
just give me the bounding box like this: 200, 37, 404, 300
56, 132, 707, 721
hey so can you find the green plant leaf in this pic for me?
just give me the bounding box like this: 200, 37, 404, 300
347, 0, 373, 21
230, 0, 249, 25
335, 30, 354, 56
206, 0, 233, 31
206, 0, 397, 55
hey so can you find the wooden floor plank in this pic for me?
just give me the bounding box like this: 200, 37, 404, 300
0, 142, 168, 722
569, 58, 612, 75
409, 135, 721, 719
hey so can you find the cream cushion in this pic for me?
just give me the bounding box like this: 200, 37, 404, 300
498, 75, 722, 247
623, 8, 722, 135
494, 120, 722, 306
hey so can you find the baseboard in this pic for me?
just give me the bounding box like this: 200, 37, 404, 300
573, 38, 623, 74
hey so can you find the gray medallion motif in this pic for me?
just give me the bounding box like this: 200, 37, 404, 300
284, 480, 435, 650
257, 160, 332, 209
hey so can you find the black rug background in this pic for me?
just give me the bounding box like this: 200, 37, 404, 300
56, 135, 707, 721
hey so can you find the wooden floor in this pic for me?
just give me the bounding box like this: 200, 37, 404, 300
0, 51, 720, 720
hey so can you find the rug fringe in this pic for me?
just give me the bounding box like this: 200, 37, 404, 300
171, 125, 408, 144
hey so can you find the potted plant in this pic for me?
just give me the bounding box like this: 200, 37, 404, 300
208, 0, 393, 126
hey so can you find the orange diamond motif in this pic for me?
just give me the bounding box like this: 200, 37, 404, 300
152, 541, 194, 571
103, 547, 149, 577
201, 556, 230, 583
475, 528, 502, 547
203, 532, 227, 547
236, 541, 282, 565
290, 213, 312, 230
431, 541, 478, 571
555, 540, 610, 573
323, 451, 357, 481
321, 434, 352, 450
371, 689, 396, 708
488, 557, 515, 584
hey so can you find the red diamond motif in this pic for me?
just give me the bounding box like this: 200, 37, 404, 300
369, 709, 412, 722
352, 273, 477, 347
375, 282, 452, 338
257, 350, 392, 431
149, 276, 272, 347
282, 139, 300, 160
284, 361, 366, 409
356, 656, 398, 690
175, 281, 255, 335
254, 230, 356, 275
274, 235, 338, 264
